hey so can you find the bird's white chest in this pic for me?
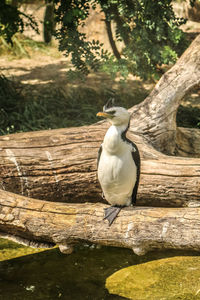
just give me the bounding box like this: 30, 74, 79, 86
98, 149, 135, 182
98, 126, 137, 206
102, 125, 129, 154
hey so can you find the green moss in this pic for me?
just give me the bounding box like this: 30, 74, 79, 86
0, 238, 46, 261
106, 256, 200, 300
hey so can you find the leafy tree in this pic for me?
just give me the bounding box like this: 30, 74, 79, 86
0, 0, 38, 44
0, 0, 191, 79
54, 0, 188, 79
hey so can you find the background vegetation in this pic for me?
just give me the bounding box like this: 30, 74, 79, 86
54, 0, 188, 80
0, 0, 190, 79
0, 0, 200, 135
0, 72, 150, 134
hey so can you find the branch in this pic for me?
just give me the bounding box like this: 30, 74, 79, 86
104, 18, 121, 60
0, 33, 200, 254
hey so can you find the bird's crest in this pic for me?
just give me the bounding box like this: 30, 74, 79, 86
103, 98, 115, 112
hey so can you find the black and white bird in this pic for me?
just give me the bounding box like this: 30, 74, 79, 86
97, 99, 140, 225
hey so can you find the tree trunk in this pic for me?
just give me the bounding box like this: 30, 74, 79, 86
129, 34, 200, 155
0, 35, 200, 253
104, 17, 121, 60
43, 1, 55, 44
1, 189, 200, 255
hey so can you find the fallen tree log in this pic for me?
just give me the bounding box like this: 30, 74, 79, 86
1, 189, 200, 255
0, 125, 199, 207
0, 35, 199, 252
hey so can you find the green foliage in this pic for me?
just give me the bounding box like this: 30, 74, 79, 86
101, 0, 188, 80
54, 0, 188, 80
0, 0, 38, 44
0, 0, 190, 80
54, 0, 108, 75
160, 46, 178, 65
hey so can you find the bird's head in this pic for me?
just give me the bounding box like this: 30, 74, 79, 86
97, 100, 130, 126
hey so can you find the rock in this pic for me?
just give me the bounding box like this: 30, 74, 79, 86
106, 256, 200, 300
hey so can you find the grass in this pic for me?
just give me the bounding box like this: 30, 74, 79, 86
0, 67, 151, 134
0, 72, 199, 136
0, 33, 61, 59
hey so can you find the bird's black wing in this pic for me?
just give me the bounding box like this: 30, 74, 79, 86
121, 125, 141, 205
130, 142, 140, 204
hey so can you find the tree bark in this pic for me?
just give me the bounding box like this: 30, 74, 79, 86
176, 127, 200, 157
129, 34, 200, 155
0, 124, 199, 207
43, 1, 55, 44
1, 189, 200, 255
0, 35, 200, 253
104, 17, 121, 60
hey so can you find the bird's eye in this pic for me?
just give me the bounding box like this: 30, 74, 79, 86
108, 110, 116, 115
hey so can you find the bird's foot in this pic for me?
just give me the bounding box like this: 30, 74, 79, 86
103, 205, 123, 226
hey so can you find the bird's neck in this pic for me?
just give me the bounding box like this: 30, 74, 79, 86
103, 123, 129, 154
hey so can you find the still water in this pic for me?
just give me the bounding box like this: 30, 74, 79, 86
0, 239, 198, 300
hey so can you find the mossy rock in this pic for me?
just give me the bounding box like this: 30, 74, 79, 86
106, 256, 200, 300
0, 238, 46, 261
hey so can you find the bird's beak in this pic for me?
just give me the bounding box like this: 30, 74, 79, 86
96, 112, 113, 119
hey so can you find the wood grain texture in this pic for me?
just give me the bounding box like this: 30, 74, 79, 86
1, 189, 200, 255
176, 127, 200, 157
0, 125, 199, 207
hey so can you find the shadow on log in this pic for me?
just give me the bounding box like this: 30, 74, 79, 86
0, 35, 200, 255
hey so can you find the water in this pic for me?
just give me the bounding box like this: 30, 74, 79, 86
0, 240, 198, 300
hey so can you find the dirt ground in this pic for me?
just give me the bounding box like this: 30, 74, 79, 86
0, 54, 68, 96
0, 2, 200, 109
0, 47, 155, 108
0, 50, 199, 110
